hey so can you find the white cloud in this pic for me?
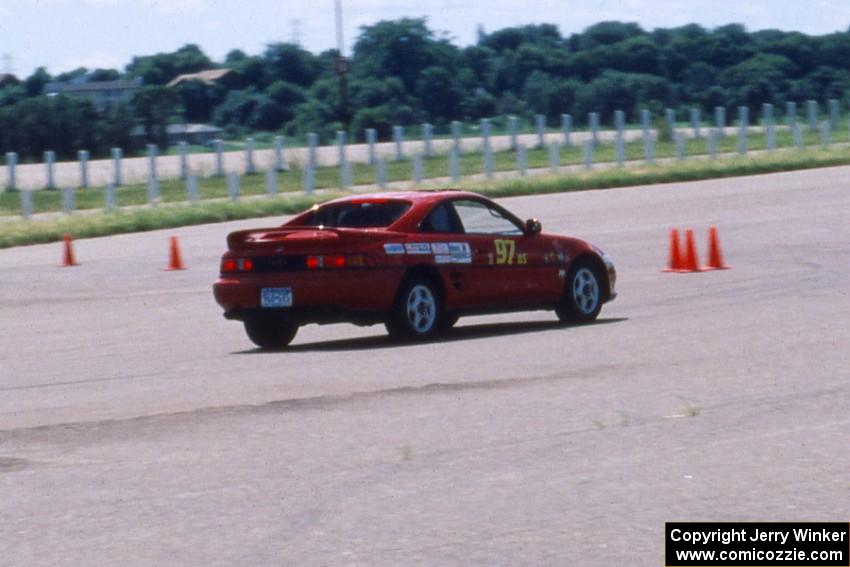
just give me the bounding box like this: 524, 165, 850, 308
204, 19, 224, 32
147, 0, 209, 14
79, 0, 209, 14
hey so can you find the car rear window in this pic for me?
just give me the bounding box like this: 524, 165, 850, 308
299, 201, 411, 228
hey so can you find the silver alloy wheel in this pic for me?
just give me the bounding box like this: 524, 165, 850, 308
572, 267, 600, 315
406, 284, 437, 333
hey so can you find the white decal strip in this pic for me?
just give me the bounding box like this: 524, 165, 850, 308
384, 243, 405, 255
405, 242, 432, 255
384, 242, 472, 264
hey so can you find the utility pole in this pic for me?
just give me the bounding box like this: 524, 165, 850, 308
334, 0, 350, 132
290, 19, 302, 47
2, 54, 13, 75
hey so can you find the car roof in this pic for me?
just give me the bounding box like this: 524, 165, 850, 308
291, 189, 508, 233
321, 190, 484, 207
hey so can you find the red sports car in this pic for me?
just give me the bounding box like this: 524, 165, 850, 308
213, 190, 617, 348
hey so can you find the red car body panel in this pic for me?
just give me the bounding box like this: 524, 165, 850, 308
213, 190, 616, 326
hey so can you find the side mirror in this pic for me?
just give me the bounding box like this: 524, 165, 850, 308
525, 218, 542, 236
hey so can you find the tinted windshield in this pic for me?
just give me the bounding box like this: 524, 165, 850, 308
299, 201, 411, 228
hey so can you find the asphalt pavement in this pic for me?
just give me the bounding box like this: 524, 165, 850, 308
1, 166, 848, 565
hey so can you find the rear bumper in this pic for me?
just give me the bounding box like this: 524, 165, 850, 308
213, 268, 402, 323
222, 306, 384, 326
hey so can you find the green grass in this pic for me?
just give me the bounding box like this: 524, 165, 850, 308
0, 193, 337, 249
2, 144, 849, 249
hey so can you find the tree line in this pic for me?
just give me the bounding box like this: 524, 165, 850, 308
3, 19, 850, 161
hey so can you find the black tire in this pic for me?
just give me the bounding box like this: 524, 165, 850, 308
386, 277, 442, 341
244, 315, 298, 349
556, 261, 603, 323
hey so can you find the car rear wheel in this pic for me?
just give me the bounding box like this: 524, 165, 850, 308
556, 261, 603, 323
244, 315, 298, 349
386, 277, 442, 341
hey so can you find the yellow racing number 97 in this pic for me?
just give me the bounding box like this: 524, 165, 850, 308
494, 239, 516, 265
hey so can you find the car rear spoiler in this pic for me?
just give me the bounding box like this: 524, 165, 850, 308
226, 226, 348, 249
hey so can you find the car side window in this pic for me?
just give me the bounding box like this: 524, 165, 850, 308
452, 200, 523, 235
420, 202, 462, 233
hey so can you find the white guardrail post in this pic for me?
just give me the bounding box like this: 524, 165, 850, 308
45, 151, 55, 190
147, 144, 159, 203
393, 125, 404, 161
451, 121, 461, 155
535, 114, 546, 149
214, 139, 224, 176
365, 128, 376, 165
422, 123, 433, 158
714, 106, 726, 138
561, 114, 572, 147
245, 137, 255, 175
111, 147, 123, 186
274, 135, 286, 171
78, 150, 89, 189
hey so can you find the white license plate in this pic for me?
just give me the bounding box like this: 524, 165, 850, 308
261, 287, 292, 308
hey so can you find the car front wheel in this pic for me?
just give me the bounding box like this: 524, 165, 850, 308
386, 277, 442, 340
556, 262, 603, 323
244, 315, 298, 349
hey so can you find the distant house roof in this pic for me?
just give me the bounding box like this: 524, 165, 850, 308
166, 123, 223, 135
167, 68, 232, 87
43, 77, 143, 95
0, 73, 20, 87
130, 123, 223, 137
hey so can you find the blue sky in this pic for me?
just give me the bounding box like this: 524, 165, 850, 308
1, 0, 848, 78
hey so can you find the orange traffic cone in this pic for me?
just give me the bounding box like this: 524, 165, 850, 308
164, 235, 186, 271
60, 234, 78, 267
703, 226, 730, 270
681, 228, 702, 273
662, 228, 683, 272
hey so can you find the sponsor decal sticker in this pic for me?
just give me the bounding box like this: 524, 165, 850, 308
405, 242, 433, 255
449, 242, 472, 263
383, 243, 405, 255
387, 241, 472, 263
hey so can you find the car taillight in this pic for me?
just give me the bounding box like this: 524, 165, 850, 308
222, 258, 237, 272
221, 257, 254, 273
327, 255, 346, 268
306, 255, 346, 269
